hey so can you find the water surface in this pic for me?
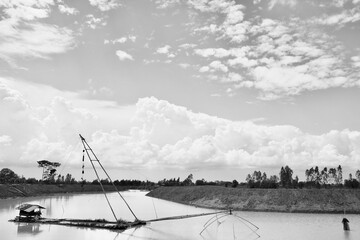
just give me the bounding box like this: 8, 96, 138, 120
1, 191, 359, 240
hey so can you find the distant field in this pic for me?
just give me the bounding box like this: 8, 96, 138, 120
147, 185, 360, 214
0, 184, 148, 198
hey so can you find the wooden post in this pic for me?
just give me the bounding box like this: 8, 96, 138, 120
342, 218, 350, 231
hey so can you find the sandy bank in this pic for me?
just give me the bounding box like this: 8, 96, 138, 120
147, 186, 360, 214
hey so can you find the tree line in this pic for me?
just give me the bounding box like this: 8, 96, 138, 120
0, 168, 155, 187
244, 165, 360, 189
2, 164, 360, 189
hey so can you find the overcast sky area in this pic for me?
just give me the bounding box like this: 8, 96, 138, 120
1, 0, 360, 182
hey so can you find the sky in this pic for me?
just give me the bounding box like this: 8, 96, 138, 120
1, 0, 360, 182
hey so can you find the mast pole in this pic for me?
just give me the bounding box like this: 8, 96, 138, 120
79, 134, 139, 221
79, 134, 118, 221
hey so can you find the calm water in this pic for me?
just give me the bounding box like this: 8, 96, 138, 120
1, 191, 359, 240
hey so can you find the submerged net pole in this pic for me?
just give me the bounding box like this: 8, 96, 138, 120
79, 134, 139, 221
146, 210, 229, 223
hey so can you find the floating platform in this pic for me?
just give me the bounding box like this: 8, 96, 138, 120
9, 217, 146, 231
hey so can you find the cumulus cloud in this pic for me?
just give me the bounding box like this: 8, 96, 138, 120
0, 0, 54, 21
0, 77, 141, 169
1, 82, 360, 172
89, 0, 120, 11
194, 48, 231, 58
156, 45, 171, 54
58, 4, 79, 15
88, 97, 360, 170
310, 7, 360, 27
0, 135, 12, 146
85, 14, 107, 29
116, 50, 134, 61
104, 35, 137, 44
268, 0, 298, 10
192, 11, 360, 99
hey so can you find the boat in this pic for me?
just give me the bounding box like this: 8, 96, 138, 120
15, 204, 45, 221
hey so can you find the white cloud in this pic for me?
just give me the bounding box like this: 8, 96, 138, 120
155, 45, 177, 60
179, 63, 191, 69
0, 135, 12, 146
0, 22, 74, 60
128, 35, 137, 42
194, 48, 230, 58
156, 45, 171, 54
85, 14, 107, 29
1, 83, 360, 172
268, 0, 297, 10
223, 4, 245, 25
199, 66, 210, 72
222, 72, 243, 83
89, 0, 120, 11
192, 12, 360, 99
310, 8, 360, 27
0, 0, 75, 63
154, 0, 180, 9
104, 35, 137, 45
0, 0, 54, 21
58, 4, 79, 15
351, 56, 360, 67
179, 43, 197, 49
0, 77, 135, 167
116, 50, 134, 61
209, 60, 228, 72
228, 56, 257, 68
92, 97, 360, 170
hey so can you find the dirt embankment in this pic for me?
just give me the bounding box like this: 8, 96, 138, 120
0, 184, 141, 199
147, 186, 360, 214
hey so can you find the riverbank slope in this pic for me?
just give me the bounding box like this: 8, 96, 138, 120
147, 186, 360, 214
0, 184, 147, 199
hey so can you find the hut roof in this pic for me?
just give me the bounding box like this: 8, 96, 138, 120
16, 204, 45, 212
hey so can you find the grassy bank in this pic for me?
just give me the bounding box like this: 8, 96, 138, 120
147, 186, 360, 214
0, 184, 148, 199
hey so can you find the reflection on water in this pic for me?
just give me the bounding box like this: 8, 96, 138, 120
1, 191, 360, 240
17, 223, 42, 235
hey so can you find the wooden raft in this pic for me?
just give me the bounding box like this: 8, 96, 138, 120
9, 217, 146, 230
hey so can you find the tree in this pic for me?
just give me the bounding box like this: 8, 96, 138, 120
37, 160, 61, 181
293, 175, 299, 188
183, 174, 194, 186
344, 173, 359, 188
314, 166, 321, 184
280, 166, 293, 188
328, 168, 337, 184
305, 169, 310, 182
0, 168, 19, 183
65, 173, 72, 184
337, 165, 343, 185
232, 179, 239, 188
356, 170, 360, 182
261, 172, 267, 182
196, 179, 206, 185
321, 167, 328, 185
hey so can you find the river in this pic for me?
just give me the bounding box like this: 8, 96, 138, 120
1, 191, 359, 240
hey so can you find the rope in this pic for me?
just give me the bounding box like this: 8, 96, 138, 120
81, 150, 85, 188
233, 214, 260, 238
146, 210, 229, 223
200, 214, 229, 235
58, 142, 81, 177
152, 198, 158, 219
